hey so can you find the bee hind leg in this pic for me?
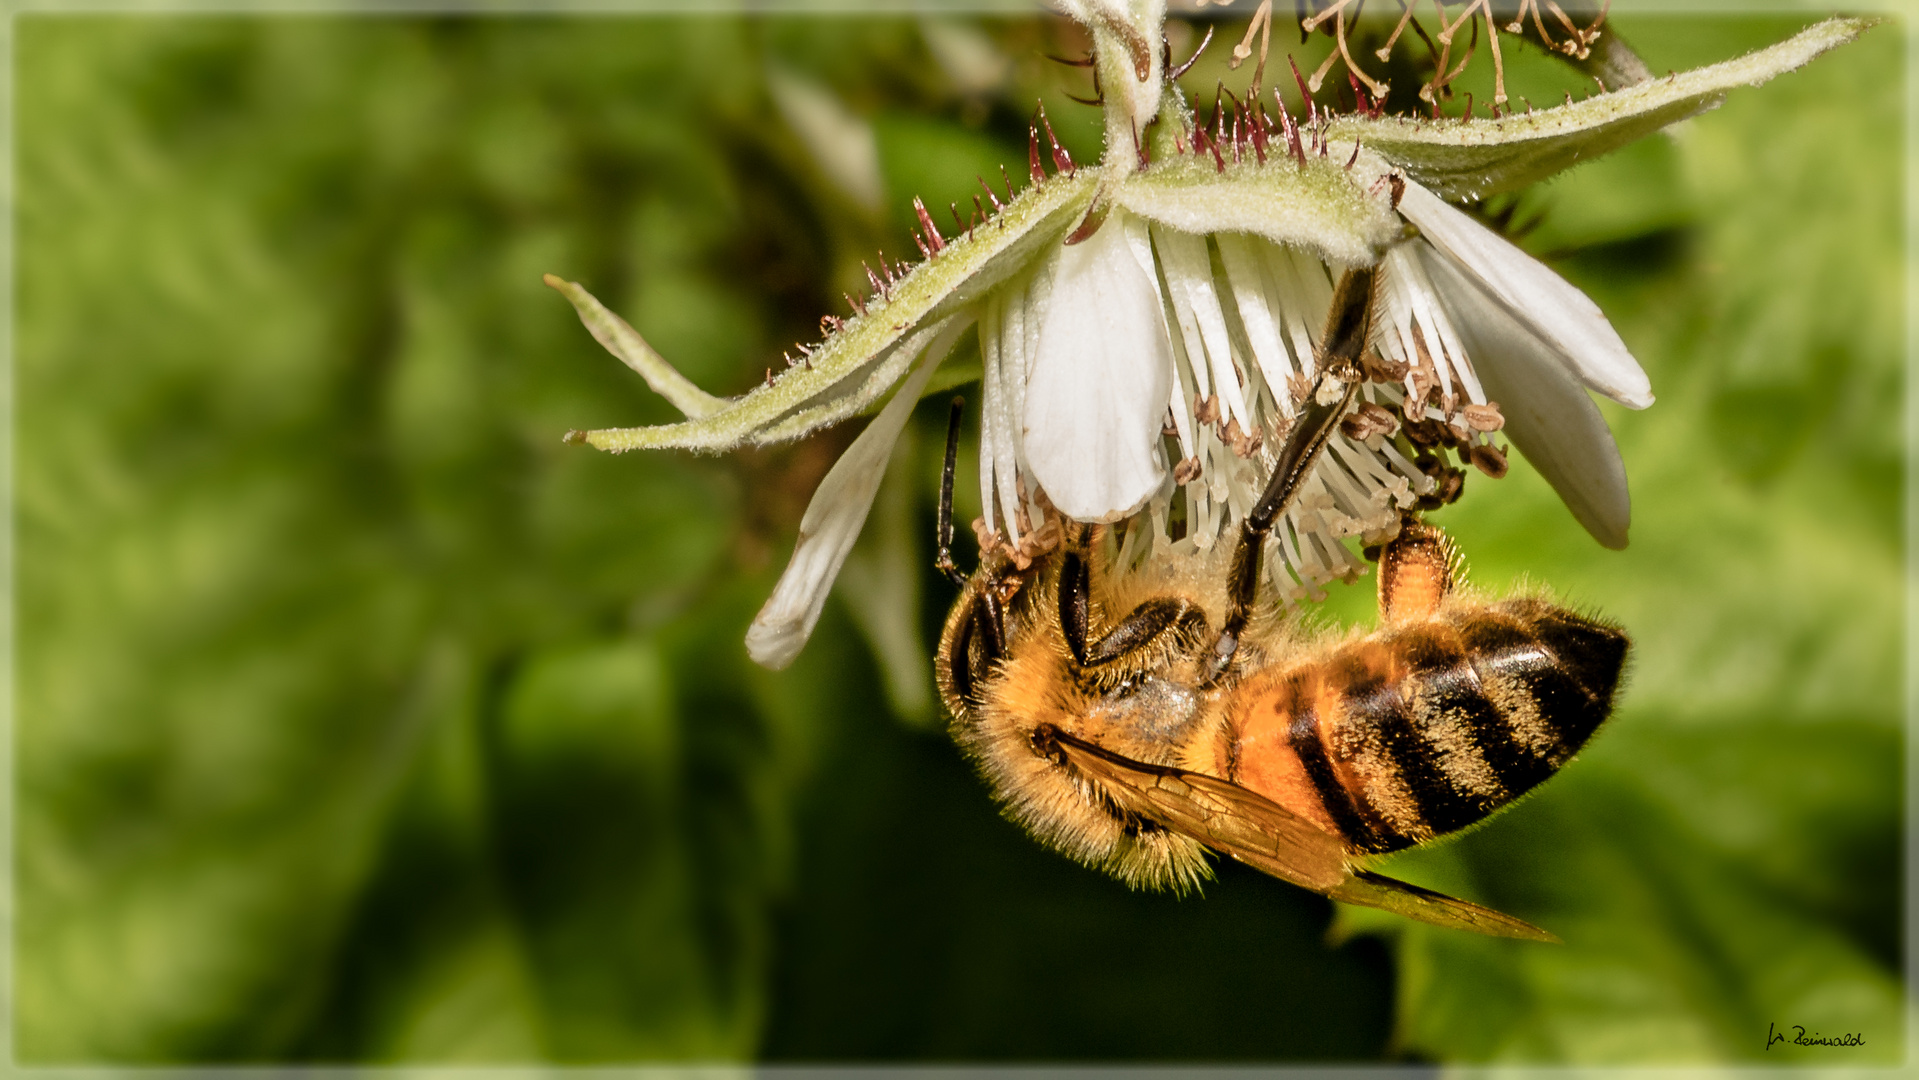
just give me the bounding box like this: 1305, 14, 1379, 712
1377, 515, 1463, 624
1057, 523, 1095, 665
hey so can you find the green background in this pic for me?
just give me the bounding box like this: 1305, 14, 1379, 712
13, 8, 1905, 1065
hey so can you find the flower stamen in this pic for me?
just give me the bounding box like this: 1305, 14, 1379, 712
544, 11, 1873, 665
1229, 1, 1275, 102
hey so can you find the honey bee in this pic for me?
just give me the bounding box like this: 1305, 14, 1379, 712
932, 267, 1627, 941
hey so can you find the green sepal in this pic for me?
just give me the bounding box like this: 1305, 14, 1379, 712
577, 171, 1096, 454
1331, 17, 1878, 201
1113, 152, 1400, 268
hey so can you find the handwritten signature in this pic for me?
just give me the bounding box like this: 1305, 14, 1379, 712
1769, 1021, 1865, 1049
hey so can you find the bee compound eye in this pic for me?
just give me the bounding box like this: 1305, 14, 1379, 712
947, 609, 979, 706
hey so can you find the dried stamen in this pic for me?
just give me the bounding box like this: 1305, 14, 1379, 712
1229, 0, 1274, 99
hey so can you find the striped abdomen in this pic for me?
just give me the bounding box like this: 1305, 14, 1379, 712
1229, 598, 1627, 854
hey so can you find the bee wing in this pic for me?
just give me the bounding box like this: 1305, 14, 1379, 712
1048, 729, 1352, 893
1047, 729, 1559, 943
1327, 871, 1561, 943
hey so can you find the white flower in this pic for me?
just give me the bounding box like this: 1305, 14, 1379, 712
546, 15, 1872, 668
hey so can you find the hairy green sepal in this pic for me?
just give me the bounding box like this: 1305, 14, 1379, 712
1335, 17, 1877, 200
570, 172, 1095, 453
1112, 153, 1400, 268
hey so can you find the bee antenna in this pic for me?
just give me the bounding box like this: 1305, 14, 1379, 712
935, 396, 969, 587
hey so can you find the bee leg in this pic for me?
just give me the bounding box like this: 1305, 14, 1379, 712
1085, 598, 1208, 665
945, 588, 1006, 708
1057, 521, 1205, 668
1058, 541, 1093, 666
934, 396, 970, 587
934, 395, 1010, 668
1204, 266, 1377, 683
1378, 515, 1460, 624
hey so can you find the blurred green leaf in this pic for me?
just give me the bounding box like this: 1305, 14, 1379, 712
15, 15, 799, 1061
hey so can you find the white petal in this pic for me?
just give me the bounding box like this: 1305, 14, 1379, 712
977, 291, 1005, 536
998, 274, 1035, 541
1012, 256, 1048, 476
1396, 178, 1654, 410
1123, 214, 1197, 457
1420, 247, 1631, 549
834, 426, 932, 722
1025, 214, 1173, 521
746, 328, 957, 669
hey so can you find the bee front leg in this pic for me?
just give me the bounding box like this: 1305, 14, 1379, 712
1377, 516, 1462, 625
1057, 522, 1095, 666
1084, 599, 1208, 666
934, 395, 1012, 688
1203, 265, 1377, 683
